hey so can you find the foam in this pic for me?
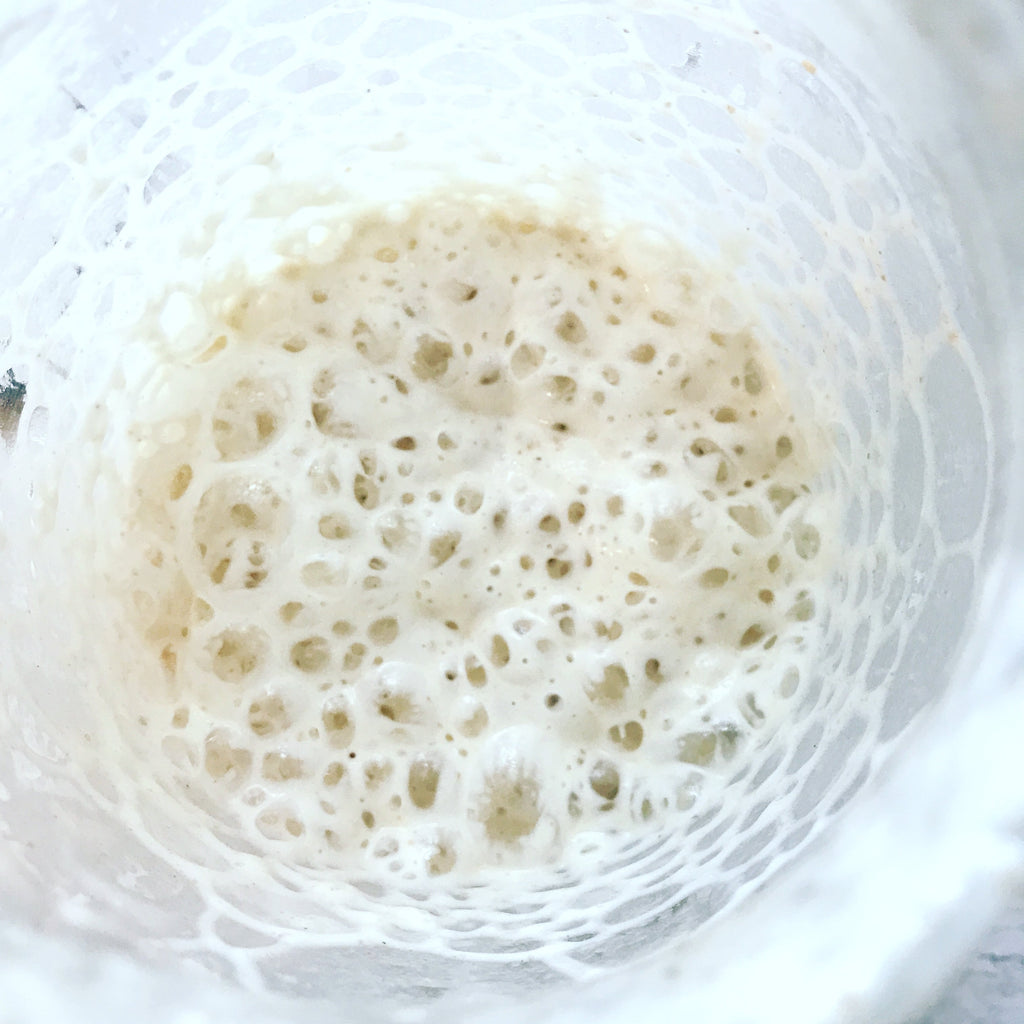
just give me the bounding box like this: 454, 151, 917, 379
87, 190, 836, 880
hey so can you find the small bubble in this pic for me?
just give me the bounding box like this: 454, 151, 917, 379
368, 616, 399, 645
546, 375, 577, 402
490, 635, 511, 668
555, 310, 587, 345
588, 664, 629, 704
793, 523, 821, 560
280, 602, 303, 623
589, 760, 620, 801
645, 658, 664, 683
408, 757, 441, 809
291, 636, 330, 673
546, 557, 572, 579
740, 623, 766, 647
169, 465, 193, 501
429, 531, 461, 566
609, 721, 644, 751
262, 752, 304, 782
700, 567, 729, 589
454, 486, 484, 514
353, 474, 380, 510
539, 514, 561, 533
318, 513, 351, 540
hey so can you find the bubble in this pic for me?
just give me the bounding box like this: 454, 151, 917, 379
291, 636, 330, 673
714, 407, 738, 423
454, 487, 484, 514
587, 664, 629, 704
193, 478, 285, 588
279, 602, 304, 623
554, 310, 587, 345
411, 334, 453, 381
690, 438, 720, 457
481, 768, 541, 842
645, 658, 664, 683
607, 495, 624, 516
700, 567, 729, 589
323, 762, 346, 787
368, 617, 399, 646
428, 838, 457, 876
378, 511, 419, 552
248, 694, 289, 736
342, 643, 367, 670
408, 756, 441, 809
545, 375, 577, 402
322, 700, 355, 745
363, 758, 393, 790
629, 343, 656, 364
609, 721, 644, 751
793, 523, 821, 560
465, 655, 487, 687
490, 635, 511, 668
376, 688, 418, 724
740, 624, 766, 648
353, 473, 380, 510
172, 707, 189, 728
649, 513, 697, 561
768, 486, 797, 515
788, 592, 816, 622
169, 464, 193, 501
743, 358, 765, 395
510, 343, 546, 378
207, 628, 267, 682
257, 807, 305, 840
776, 435, 794, 458
392, 435, 416, 451
538, 514, 561, 534
311, 371, 356, 438
204, 730, 253, 782
212, 377, 287, 459
780, 668, 800, 698
546, 557, 572, 579
318, 513, 351, 540
262, 751, 304, 782
307, 457, 342, 496
676, 731, 717, 766
429, 531, 461, 566
651, 310, 677, 326
728, 504, 772, 538
588, 759, 620, 801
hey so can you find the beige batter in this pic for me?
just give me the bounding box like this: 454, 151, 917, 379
109, 193, 831, 877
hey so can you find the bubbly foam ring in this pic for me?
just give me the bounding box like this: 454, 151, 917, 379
112, 193, 833, 877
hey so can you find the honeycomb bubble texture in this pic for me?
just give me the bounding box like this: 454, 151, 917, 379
0, 0, 995, 1015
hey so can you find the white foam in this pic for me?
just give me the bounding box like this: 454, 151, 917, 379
80, 191, 837, 879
